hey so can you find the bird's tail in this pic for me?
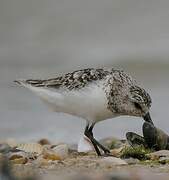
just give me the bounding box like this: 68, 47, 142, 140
14, 79, 46, 97
14, 79, 28, 87
14, 79, 45, 87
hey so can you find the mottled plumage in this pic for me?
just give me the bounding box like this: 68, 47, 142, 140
15, 67, 153, 156
24, 68, 112, 90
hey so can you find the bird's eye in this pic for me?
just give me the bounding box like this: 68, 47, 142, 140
134, 102, 142, 110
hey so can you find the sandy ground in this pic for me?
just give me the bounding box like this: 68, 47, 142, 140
7, 152, 169, 180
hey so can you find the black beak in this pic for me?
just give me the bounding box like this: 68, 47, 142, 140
143, 112, 154, 125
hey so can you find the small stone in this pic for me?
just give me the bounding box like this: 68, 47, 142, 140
0, 144, 12, 154
100, 137, 126, 149
148, 150, 169, 160
52, 144, 69, 160
97, 157, 127, 166
124, 158, 140, 165
43, 149, 61, 161
38, 138, 51, 146
8, 151, 27, 160
78, 135, 94, 153
68, 144, 78, 151
110, 147, 124, 157
159, 157, 169, 164
8, 151, 28, 164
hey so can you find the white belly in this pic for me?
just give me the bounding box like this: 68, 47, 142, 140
26, 81, 114, 122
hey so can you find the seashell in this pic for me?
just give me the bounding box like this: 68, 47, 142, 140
126, 132, 146, 148
16, 143, 43, 156
8, 151, 28, 164
42, 149, 61, 161
52, 144, 69, 160
126, 122, 169, 151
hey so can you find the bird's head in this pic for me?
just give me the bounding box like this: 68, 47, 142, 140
129, 85, 153, 124
111, 85, 153, 124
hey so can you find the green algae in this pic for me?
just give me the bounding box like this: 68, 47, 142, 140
120, 146, 152, 160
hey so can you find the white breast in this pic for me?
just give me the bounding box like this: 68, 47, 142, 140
24, 81, 114, 123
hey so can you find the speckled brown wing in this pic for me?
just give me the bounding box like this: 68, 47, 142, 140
24, 68, 111, 90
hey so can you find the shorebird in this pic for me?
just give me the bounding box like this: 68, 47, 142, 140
15, 68, 153, 156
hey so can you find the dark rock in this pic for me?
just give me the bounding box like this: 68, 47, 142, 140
143, 122, 169, 150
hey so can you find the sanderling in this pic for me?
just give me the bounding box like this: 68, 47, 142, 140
15, 67, 153, 156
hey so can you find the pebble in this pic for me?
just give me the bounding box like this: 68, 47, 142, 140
124, 158, 140, 165
148, 150, 169, 160
99, 137, 126, 149
8, 151, 28, 164
52, 144, 69, 160
42, 149, 61, 161
110, 147, 124, 157
159, 157, 169, 164
78, 135, 94, 153
0, 143, 12, 154
38, 138, 51, 146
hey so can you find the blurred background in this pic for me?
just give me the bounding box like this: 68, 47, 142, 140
0, 0, 169, 144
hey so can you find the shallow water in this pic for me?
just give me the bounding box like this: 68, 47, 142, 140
0, 63, 169, 144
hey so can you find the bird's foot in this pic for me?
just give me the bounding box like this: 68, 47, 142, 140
103, 149, 110, 154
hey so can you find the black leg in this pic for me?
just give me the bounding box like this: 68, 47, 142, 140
91, 137, 110, 154
85, 123, 111, 156
84, 124, 101, 156
88, 124, 110, 154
